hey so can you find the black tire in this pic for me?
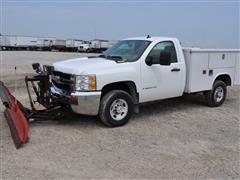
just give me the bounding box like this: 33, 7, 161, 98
205, 80, 227, 107
99, 90, 134, 127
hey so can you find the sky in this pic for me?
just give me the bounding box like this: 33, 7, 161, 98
0, 0, 239, 48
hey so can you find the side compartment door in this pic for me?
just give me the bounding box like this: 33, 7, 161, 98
140, 41, 185, 102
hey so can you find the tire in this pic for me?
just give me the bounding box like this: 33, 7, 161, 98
99, 90, 134, 127
205, 80, 227, 107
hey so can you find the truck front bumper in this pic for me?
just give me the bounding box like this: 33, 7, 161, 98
50, 85, 101, 115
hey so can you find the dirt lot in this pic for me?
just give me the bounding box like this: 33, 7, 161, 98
0, 51, 239, 179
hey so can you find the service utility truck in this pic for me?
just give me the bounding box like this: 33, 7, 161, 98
0, 36, 239, 148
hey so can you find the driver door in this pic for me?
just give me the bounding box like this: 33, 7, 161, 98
140, 41, 184, 102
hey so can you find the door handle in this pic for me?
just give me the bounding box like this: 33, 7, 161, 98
171, 68, 181, 72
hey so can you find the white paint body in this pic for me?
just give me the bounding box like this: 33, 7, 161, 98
66, 39, 83, 48
0, 35, 38, 47
37, 38, 56, 47
183, 48, 240, 93
90, 39, 110, 49
52, 39, 66, 46
78, 43, 90, 52
53, 37, 240, 104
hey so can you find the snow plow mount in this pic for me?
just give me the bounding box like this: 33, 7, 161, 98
0, 63, 70, 148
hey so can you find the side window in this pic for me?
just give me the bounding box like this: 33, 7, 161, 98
148, 41, 178, 64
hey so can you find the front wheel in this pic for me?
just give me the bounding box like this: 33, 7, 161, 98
99, 90, 134, 127
205, 80, 227, 107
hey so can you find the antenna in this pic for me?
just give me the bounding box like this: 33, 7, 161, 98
147, 35, 151, 39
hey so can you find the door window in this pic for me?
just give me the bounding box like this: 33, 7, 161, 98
148, 41, 178, 64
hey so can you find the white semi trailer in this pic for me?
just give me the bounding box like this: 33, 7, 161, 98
0, 35, 38, 50
66, 39, 84, 51
37, 38, 56, 51
89, 39, 110, 52
51, 39, 66, 51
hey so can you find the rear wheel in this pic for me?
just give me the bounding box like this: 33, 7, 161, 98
99, 90, 134, 127
205, 80, 227, 107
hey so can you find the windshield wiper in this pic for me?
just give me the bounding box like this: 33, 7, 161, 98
107, 55, 122, 60
107, 55, 128, 62
100, 55, 127, 62
99, 54, 106, 58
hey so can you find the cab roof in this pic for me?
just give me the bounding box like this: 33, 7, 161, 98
123, 36, 178, 42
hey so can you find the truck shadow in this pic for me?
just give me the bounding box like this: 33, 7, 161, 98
45, 93, 207, 128
138, 93, 206, 117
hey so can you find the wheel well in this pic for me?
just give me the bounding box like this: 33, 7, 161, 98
215, 74, 231, 86
101, 81, 139, 104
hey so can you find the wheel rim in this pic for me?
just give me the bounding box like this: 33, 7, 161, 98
214, 86, 224, 103
110, 99, 128, 121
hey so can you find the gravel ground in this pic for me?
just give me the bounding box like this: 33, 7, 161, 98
0, 51, 239, 179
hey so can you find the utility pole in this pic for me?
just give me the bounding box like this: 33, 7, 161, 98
94, 28, 96, 39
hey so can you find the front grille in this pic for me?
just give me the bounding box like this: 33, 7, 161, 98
52, 71, 74, 92
52, 71, 72, 80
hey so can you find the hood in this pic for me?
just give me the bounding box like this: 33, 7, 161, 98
53, 57, 117, 75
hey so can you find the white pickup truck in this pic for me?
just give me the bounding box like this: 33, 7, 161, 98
51, 36, 240, 127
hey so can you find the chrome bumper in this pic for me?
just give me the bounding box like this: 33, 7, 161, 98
50, 85, 101, 115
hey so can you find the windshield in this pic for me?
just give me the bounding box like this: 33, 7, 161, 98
100, 40, 151, 62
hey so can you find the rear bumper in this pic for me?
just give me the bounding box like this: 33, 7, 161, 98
50, 85, 101, 115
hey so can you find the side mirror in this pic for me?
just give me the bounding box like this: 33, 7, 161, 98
159, 51, 171, 66
145, 56, 153, 66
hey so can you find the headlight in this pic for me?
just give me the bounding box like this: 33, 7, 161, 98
74, 75, 96, 91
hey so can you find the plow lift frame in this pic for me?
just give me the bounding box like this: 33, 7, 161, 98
0, 63, 70, 148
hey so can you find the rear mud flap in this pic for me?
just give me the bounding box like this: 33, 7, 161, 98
0, 81, 29, 149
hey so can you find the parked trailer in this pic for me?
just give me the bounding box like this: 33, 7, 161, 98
0, 35, 118, 52
66, 39, 83, 52
0, 35, 16, 50
51, 39, 66, 51
0, 35, 3, 50
37, 38, 56, 51
89, 39, 110, 53
108, 40, 118, 47
0, 35, 38, 50
2, 36, 17, 50
16, 36, 38, 50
